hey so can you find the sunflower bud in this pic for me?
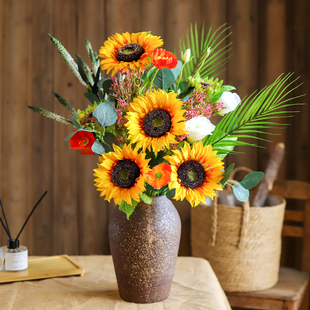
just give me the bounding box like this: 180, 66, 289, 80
181, 49, 191, 64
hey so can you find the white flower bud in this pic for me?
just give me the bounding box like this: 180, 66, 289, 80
217, 91, 241, 116
181, 49, 191, 64
185, 116, 215, 143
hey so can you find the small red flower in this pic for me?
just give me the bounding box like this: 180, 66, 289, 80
152, 48, 178, 69
69, 130, 96, 155
146, 163, 172, 189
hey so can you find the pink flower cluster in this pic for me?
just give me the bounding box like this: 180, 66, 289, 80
182, 89, 225, 120
110, 69, 145, 133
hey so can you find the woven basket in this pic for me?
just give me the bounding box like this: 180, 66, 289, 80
191, 168, 286, 292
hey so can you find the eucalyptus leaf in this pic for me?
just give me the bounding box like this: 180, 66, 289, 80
91, 140, 105, 155
232, 183, 249, 202
119, 199, 139, 220
139, 193, 152, 204
84, 92, 99, 104
153, 61, 182, 90
220, 163, 235, 187
92, 101, 118, 127
239, 171, 264, 190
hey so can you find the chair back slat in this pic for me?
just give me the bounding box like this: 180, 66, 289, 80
284, 210, 304, 222
270, 179, 310, 273
282, 226, 303, 237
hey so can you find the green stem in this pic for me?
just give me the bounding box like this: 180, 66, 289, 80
176, 64, 185, 90
150, 68, 159, 88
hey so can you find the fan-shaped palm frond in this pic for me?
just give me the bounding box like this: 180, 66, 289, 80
203, 73, 303, 157
178, 22, 232, 81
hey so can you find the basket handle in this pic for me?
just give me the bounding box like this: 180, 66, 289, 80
210, 166, 252, 248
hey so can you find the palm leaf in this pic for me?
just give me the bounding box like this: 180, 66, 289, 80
203, 73, 303, 155
178, 22, 232, 81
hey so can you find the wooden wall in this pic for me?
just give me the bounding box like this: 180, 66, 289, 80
0, 0, 309, 262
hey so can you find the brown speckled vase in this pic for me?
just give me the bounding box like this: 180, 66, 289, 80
109, 195, 181, 303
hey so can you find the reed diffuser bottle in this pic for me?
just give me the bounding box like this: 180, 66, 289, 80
0, 191, 47, 271
0, 240, 28, 271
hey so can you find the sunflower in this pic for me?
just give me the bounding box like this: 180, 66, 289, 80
164, 142, 224, 207
94, 144, 151, 205
99, 32, 163, 76
125, 89, 187, 153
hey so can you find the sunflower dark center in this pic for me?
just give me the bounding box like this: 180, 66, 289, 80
81, 111, 94, 125
117, 43, 145, 62
143, 109, 172, 138
111, 159, 141, 188
177, 160, 206, 189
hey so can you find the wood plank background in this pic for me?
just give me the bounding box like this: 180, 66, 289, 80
0, 0, 309, 271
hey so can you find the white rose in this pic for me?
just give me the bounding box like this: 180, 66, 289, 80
185, 116, 215, 143
217, 91, 241, 116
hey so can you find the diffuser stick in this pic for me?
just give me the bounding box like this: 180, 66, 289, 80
0, 217, 10, 237
0, 198, 12, 241
16, 191, 47, 241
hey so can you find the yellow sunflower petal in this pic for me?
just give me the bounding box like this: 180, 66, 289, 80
94, 144, 150, 206
125, 89, 187, 154
166, 141, 224, 207
99, 32, 163, 76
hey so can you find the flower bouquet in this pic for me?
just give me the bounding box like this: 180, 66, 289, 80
29, 23, 301, 303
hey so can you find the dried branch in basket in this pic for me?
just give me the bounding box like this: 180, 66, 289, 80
252, 143, 285, 207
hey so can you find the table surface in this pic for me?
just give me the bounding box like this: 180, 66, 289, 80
0, 255, 231, 310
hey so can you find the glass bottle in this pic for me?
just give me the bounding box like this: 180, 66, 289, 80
0, 239, 28, 271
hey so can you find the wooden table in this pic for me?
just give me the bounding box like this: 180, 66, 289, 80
0, 255, 231, 309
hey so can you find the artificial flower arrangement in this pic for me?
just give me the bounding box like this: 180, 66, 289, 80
29, 24, 301, 219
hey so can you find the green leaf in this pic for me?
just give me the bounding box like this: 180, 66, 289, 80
153, 61, 182, 90
92, 101, 118, 127
143, 67, 157, 85
239, 171, 264, 190
119, 199, 139, 220
103, 132, 116, 152
84, 92, 99, 104
139, 193, 152, 204
97, 78, 113, 94
91, 140, 105, 155
147, 150, 165, 168
210, 136, 238, 159
64, 127, 85, 141
76, 54, 90, 85
52, 91, 80, 119
232, 183, 249, 202
70, 115, 82, 129
85, 39, 100, 76
166, 188, 176, 201
178, 23, 232, 81
220, 163, 235, 187
204, 73, 304, 155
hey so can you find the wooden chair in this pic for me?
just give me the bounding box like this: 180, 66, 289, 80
226, 179, 310, 310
